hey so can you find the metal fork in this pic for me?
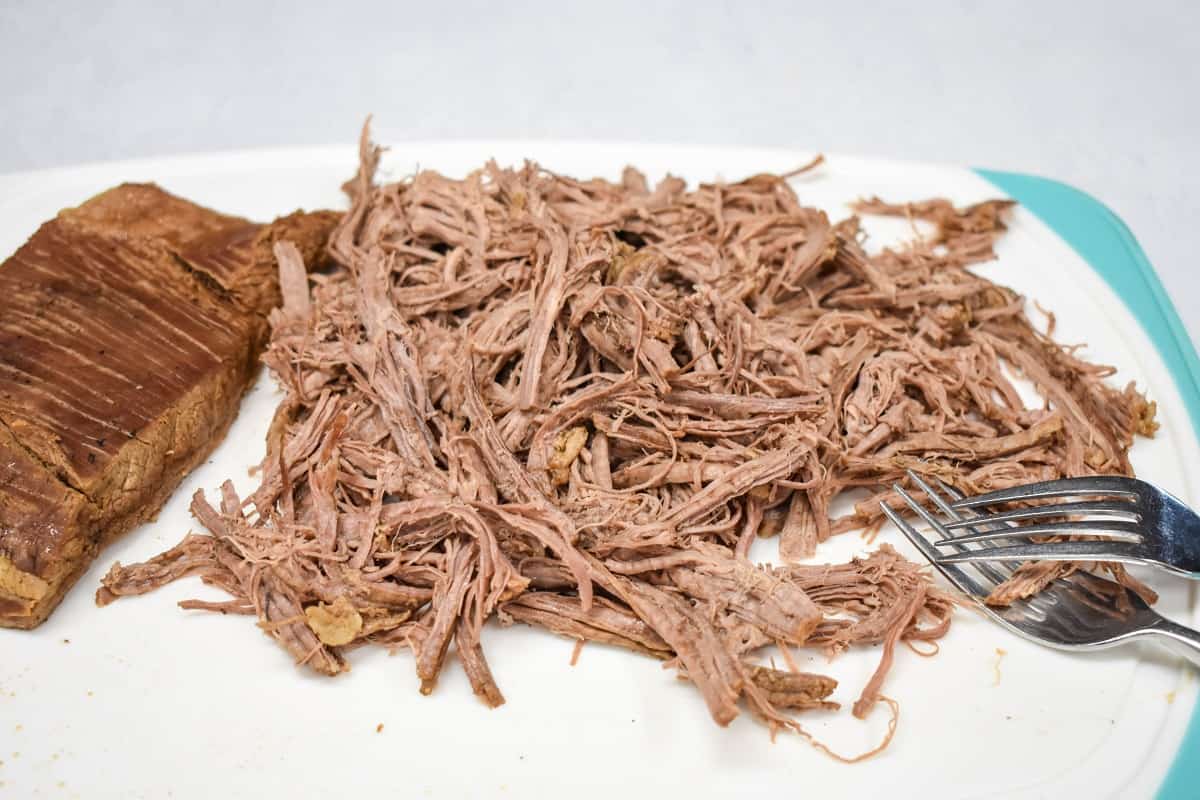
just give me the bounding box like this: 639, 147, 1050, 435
880, 470, 1200, 666
921, 475, 1200, 579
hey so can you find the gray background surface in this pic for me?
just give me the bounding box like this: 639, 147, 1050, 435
1, 0, 1196, 341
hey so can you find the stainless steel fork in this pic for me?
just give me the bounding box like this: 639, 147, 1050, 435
880, 470, 1200, 666
924, 475, 1200, 579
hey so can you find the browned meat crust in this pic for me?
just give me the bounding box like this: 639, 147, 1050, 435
0, 184, 338, 628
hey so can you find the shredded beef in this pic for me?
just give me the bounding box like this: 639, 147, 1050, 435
98, 123, 1155, 758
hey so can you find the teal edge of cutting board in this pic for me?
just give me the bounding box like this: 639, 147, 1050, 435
974, 169, 1199, 799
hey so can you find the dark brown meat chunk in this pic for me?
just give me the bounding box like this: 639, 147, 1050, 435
0, 184, 337, 628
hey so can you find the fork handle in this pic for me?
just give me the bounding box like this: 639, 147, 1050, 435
1149, 619, 1200, 668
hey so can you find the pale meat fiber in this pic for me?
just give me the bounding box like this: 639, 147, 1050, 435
97, 126, 1158, 757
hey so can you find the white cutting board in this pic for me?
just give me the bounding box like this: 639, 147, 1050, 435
0, 144, 1195, 799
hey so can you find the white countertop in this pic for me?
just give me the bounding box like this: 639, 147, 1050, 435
1, 0, 1196, 342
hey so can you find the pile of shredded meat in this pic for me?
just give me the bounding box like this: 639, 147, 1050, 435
97, 127, 1158, 757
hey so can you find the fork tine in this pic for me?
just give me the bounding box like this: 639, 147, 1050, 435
933, 477, 966, 503
936, 540, 1148, 566
934, 519, 1143, 546
904, 472, 958, 529
941, 500, 1140, 528
907, 471, 1015, 585
894, 485, 961, 540
878, 499, 988, 598
949, 476, 1140, 508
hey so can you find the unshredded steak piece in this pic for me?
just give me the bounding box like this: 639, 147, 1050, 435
98, 124, 1155, 758
0, 184, 338, 628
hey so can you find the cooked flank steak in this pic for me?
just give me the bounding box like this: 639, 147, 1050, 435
0, 184, 338, 628
97, 130, 1157, 758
